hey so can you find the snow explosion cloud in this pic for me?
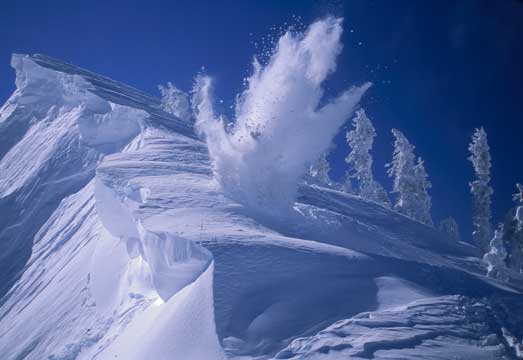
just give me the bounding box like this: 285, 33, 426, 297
193, 17, 371, 213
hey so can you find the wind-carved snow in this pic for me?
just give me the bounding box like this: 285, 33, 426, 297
92, 157, 223, 360
0, 54, 147, 299
94, 172, 213, 304
0, 52, 226, 360
1, 20, 523, 360
194, 17, 370, 214
273, 296, 513, 359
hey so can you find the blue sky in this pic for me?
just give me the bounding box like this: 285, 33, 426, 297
1, 0, 522, 239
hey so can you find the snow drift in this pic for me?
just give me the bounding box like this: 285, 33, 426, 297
194, 17, 371, 214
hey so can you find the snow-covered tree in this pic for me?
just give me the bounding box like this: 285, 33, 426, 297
439, 217, 461, 242
345, 109, 390, 207
513, 183, 523, 231
413, 158, 433, 226
513, 183, 523, 204
308, 153, 333, 188
342, 171, 354, 194
501, 207, 523, 274
499, 183, 523, 274
158, 82, 192, 122
468, 127, 493, 253
483, 224, 509, 282
387, 129, 417, 218
374, 184, 391, 209
387, 129, 433, 225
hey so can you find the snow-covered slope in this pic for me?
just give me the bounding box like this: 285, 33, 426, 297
0, 54, 522, 360
273, 295, 523, 359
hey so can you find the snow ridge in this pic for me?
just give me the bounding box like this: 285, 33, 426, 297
0, 54, 149, 299
1, 48, 523, 360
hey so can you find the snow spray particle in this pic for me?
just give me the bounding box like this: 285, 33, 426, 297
193, 17, 371, 214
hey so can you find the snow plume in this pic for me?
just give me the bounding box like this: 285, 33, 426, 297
193, 17, 371, 214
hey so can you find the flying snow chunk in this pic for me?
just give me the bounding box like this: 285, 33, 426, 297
193, 17, 371, 214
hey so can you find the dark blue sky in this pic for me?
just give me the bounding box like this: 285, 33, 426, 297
1, 0, 522, 240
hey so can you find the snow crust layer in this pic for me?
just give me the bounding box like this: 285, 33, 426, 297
0, 52, 522, 360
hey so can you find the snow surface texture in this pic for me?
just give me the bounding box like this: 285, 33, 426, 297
1, 22, 523, 360
273, 295, 521, 359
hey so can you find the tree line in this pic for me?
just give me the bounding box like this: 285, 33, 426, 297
306, 109, 522, 282
158, 83, 522, 283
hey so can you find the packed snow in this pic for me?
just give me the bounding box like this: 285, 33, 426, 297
1, 17, 523, 360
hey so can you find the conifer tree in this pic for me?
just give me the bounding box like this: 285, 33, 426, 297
513, 183, 523, 230
387, 129, 433, 225
413, 158, 433, 226
308, 153, 333, 188
502, 183, 523, 273
439, 217, 461, 242
158, 82, 192, 121
342, 171, 354, 194
468, 127, 493, 252
345, 109, 390, 207
483, 224, 509, 282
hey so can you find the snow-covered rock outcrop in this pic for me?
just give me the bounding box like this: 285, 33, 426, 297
0, 54, 522, 360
